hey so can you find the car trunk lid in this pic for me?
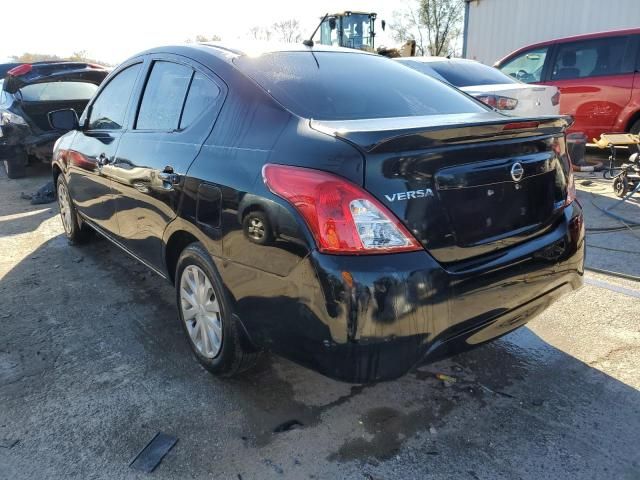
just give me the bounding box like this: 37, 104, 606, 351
311, 112, 572, 263
2, 62, 109, 94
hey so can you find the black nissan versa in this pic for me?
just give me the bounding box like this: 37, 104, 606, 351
49, 43, 585, 383
0, 62, 109, 178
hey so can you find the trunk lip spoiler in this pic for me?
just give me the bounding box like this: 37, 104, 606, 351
310, 113, 572, 153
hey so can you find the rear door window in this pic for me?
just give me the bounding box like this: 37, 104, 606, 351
136, 61, 193, 131
427, 61, 518, 87
551, 36, 632, 80
88, 63, 142, 130
180, 72, 221, 129
234, 52, 486, 121
499, 47, 549, 83
19, 82, 98, 102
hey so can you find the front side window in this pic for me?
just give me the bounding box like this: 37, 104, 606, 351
88, 63, 142, 130
551, 36, 630, 81
235, 52, 486, 121
136, 61, 193, 131
499, 47, 549, 83
19, 82, 98, 102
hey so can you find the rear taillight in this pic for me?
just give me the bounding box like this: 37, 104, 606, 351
475, 94, 518, 110
7, 64, 32, 76
263, 164, 422, 255
0, 111, 27, 126
551, 91, 560, 106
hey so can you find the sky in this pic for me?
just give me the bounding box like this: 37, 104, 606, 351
0, 0, 400, 65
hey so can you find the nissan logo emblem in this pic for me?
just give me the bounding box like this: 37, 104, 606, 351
511, 162, 524, 182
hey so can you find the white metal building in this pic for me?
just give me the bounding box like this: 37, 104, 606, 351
463, 0, 640, 65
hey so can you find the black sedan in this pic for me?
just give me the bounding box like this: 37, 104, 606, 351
0, 62, 109, 177
50, 43, 584, 383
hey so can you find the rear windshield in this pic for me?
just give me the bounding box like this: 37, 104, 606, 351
234, 52, 486, 120
19, 82, 98, 102
422, 61, 518, 87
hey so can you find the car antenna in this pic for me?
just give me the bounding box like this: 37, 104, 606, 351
303, 13, 328, 47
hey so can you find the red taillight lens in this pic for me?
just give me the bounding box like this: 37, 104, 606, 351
551, 91, 560, 106
7, 64, 32, 76
475, 94, 518, 110
263, 164, 422, 255
476, 95, 497, 107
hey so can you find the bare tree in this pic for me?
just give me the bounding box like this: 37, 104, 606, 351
248, 26, 273, 41
186, 34, 222, 43
12, 51, 110, 66
271, 19, 301, 43
419, 0, 463, 56
389, 6, 428, 56
390, 0, 463, 56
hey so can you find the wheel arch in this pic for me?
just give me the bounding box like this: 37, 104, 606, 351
164, 229, 200, 284
626, 110, 640, 133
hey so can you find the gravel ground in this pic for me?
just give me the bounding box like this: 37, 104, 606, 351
1, 155, 639, 480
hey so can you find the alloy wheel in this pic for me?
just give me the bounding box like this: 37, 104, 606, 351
247, 217, 265, 241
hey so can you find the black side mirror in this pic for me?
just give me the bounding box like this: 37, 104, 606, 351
381, 20, 386, 31
329, 18, 336, 30
49, 109, 79, 131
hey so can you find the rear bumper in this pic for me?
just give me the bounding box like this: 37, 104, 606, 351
228, 202, 584, 383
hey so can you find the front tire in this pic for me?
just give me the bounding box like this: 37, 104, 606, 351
176, 243, 259, 376
56, 176, 92, 243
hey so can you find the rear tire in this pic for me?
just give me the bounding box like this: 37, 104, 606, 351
56, 176, 92, 244
630, 119, 640, 136
176, 242, 259, 376
3, 151, 27, 179
243, 210, 274, 245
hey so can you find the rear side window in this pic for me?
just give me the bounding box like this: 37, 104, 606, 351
180, 72, 221, 129
499, 47, 549, 83
427, 61, 518, 87
551, 36, 632, 80
136, 61, 193, 130
398, 61, 447, 82
235, 52, 486, 121
19, 82, 98, 102
89, 63, 142, 130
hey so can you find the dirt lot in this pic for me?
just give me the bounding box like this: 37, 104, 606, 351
1, 156, 639, 480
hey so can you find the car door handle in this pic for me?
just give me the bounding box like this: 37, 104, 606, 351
97, 153, 112, 166
158, 166, 180, 188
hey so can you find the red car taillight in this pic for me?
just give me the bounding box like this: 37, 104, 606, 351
7, 64, 32, 76
475, 94, 518, 111
263, 164, 422, 255
551, 91, 560, 106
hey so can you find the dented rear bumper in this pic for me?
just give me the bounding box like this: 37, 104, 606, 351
228, 202, 584, 383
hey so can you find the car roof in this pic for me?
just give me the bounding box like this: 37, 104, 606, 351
496, 27, 640, 66
396, 56, 481, 65
136, 41, 375, 64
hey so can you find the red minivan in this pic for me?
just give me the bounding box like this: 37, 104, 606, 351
495, 29, 640, 140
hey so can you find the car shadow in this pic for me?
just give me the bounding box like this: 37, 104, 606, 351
0, 224, 639, 478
